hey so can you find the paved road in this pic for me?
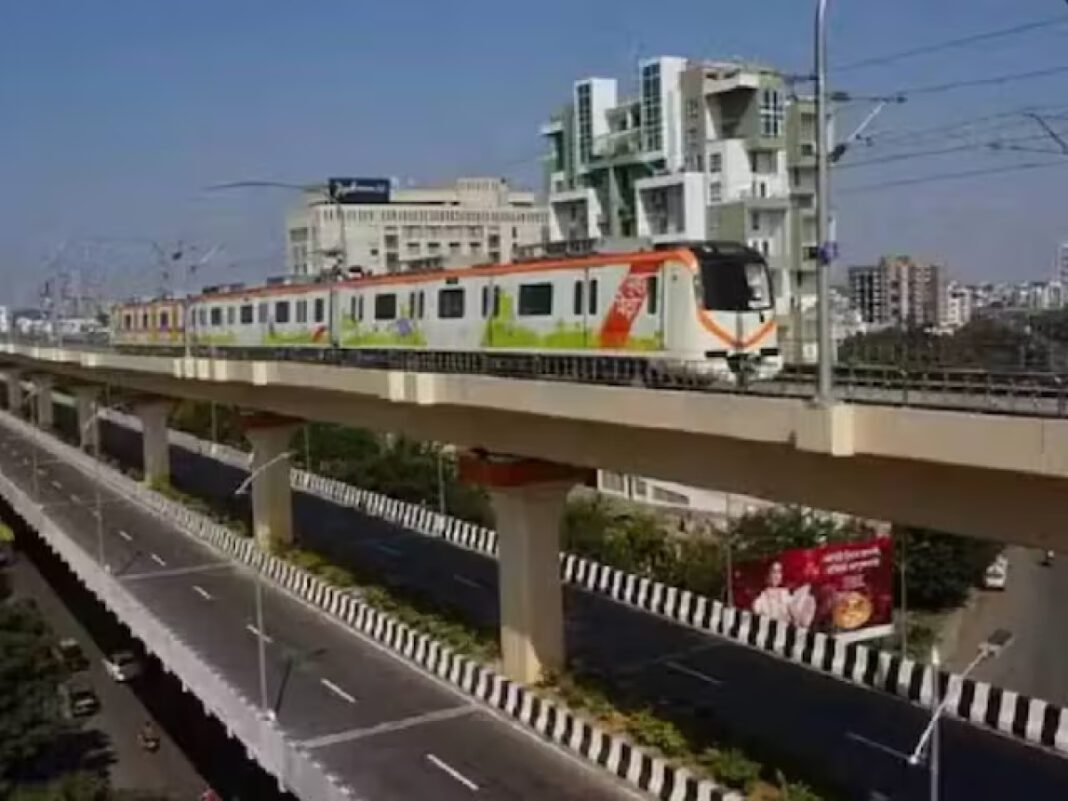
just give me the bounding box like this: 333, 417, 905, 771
951, 548, 1068, 706
4, 550, 210, 800
0, 422, 636, 801
83, 414, 1068, 801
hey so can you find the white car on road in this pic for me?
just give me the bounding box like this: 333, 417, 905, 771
103, 650, 142, 682
983, 554, 1009, 590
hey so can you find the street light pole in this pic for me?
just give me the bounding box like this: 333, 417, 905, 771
908, 629, 1014, 800
81, 411, 109, 572
234, 450, 295, 719
815, 0, 834, 404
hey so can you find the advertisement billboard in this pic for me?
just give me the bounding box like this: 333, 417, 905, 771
327, 177, 391, 205
730, 535, 894, 642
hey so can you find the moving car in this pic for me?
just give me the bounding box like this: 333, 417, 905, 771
53, 637, 89, 672
983, 554, 1009, 590
59, 680, 99, 718
103, 650, 142, 682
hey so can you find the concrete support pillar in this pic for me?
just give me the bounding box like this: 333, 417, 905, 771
32, 375, 54, 429
1, 370, 23, 415
72, 386, 102, 452
459, 453, 590, 684
134, 400, 173, 487
243, 415, 298, 553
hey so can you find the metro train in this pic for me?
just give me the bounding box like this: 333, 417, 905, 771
111, 241, 782, 381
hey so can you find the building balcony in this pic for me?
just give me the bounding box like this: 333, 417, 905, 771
539, 118, 564, 136
703, 70, 760, 96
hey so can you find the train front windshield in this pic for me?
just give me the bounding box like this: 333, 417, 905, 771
698, 253, 773, 312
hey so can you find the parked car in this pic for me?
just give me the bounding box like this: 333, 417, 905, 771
103, 650, 141, 682
53, 637, 89, 673
983, 554, 1009, 590
59, 680, 99, 718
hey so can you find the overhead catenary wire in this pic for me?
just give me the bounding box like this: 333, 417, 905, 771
887, 64, 1068, 100
837, 130, 1067, 169
838, 158, 1068, 194
835, 15, 1068, 72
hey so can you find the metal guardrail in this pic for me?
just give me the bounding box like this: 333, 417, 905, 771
3, 334, 1067, 418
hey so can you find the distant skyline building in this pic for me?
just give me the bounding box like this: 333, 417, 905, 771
540, 56, 822, 363
847, 256, 945, 329
1058, 242, 1068, 285
285, 177, 547, 276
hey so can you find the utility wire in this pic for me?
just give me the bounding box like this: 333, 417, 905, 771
891, 64, 1068, 99
838, 130, 1065, 169
836, 15, 1068, 72
839, 158, 1068, 194
863, 103, 1068, 147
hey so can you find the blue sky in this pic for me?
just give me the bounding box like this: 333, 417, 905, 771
2, 0, 1067, 305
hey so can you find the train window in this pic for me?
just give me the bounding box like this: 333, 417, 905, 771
349, 297, 357, 320
647, 275, 659, 315
257, 302, 268, 323
240, 304, 254, 325
573, 281, 584, 316
160, 311, 170, 330
417, 291, 425, 320
518, 283, 553, 317
142, 312, 149, 329
408, 292, 416, 318
275, 301, 290, 324
124, 313, 133, 330
588, 279, 598, 315
226, 306, 235, 326
358, 295, 364, 321
314, 298, 325, 323
375, 293, 397, 320
481, 286, 488, 318
295, 300, 308, 324
210, 307, 222, 326
198, 309, 206, 327
438, 288, 465, 319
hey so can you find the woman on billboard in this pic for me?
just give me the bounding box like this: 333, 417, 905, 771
751, 561, 817, 628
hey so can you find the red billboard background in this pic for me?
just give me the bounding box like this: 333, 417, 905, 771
730, 535, 894, 641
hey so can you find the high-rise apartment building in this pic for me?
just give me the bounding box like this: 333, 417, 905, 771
1058, 242, 1068, 285
847, 256, 945, 329
285, 177, 547, 276
541, 57, 822, 362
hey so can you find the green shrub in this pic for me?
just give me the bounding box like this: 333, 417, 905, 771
627, 709, 689, 759
285, 548, 326, 573
700, 747, 763, 792
317, 565, 356, 588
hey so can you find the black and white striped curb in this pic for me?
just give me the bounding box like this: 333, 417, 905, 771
25, 405, 739, 801
84, 403, 1068, 757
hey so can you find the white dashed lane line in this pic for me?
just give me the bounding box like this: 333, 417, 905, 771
117, 530, 133, 542
320, 678, 357, 704
373, 543, 403, 557
665, 661, 723, 686
245, 624, 273, 644
51, 480, 62, 490
452, 574, 483, 590
192, 585, 213, 601
150, 553, 167, 567
426, 754, 479, 792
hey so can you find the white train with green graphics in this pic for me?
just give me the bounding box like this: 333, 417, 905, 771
111, 241, 782, 381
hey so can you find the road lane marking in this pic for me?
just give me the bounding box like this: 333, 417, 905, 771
117, 529, 133, 542
121, 562, 229, 581
452, 574, 483, 590
150, 553, 167, 567
666, 661, 722, 686
192, 585, 213, 601
846, 732, 912, 762
69, 493, 81, 504
320, 678, 357, 704
51, 480, 62, 490
373, 543, 402, 557
297, 705, 478, 749
245, 624, 274, 644
426, 754, 479, 792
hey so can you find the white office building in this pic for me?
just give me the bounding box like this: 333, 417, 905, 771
286, 177, 548, 276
